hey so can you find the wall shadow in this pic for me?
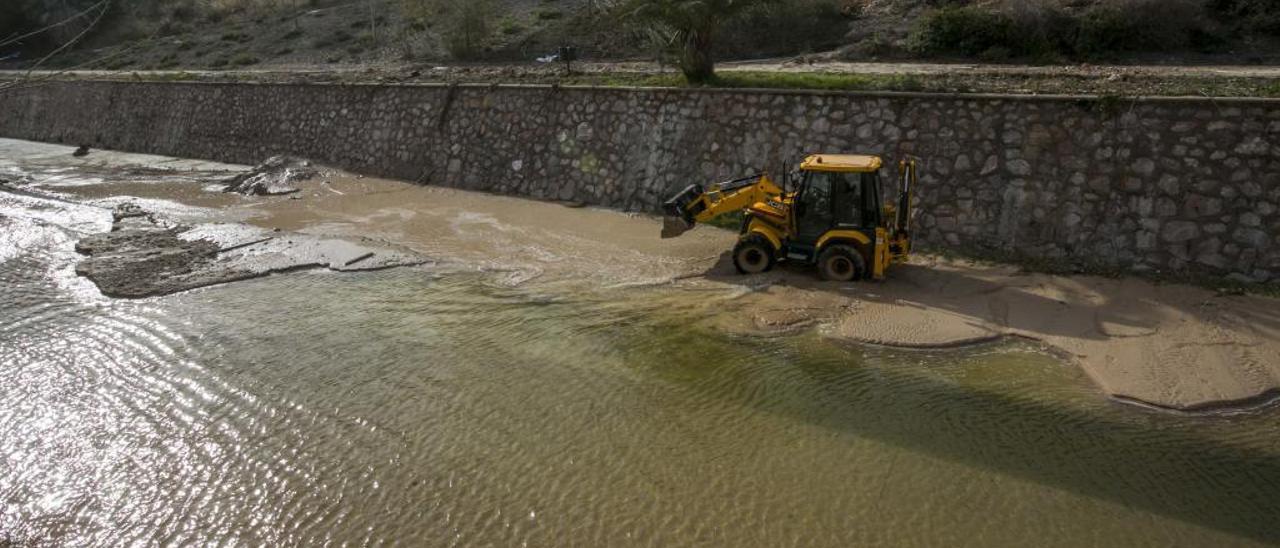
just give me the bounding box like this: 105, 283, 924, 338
636, 317, 1280, 544
648, 253, 1280, 542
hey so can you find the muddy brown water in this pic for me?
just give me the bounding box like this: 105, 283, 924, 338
3, 142, 1280, 546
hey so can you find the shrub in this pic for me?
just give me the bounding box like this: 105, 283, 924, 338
311, 29, 352, 48
229, 52, 259, 66
405, 0, 498, 60
909, 0, 1213, 60
907, 6, 1014, 56
498, 17, 524, 35
534, 8, 563, 20
1004, 0, 1077, 57
718, 0, 849, 58
1208, 0, 1280, 34
1075, 0, 1206, 56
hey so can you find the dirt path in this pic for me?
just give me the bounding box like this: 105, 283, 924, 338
6, 137, 1280, 413
4, 59, 1279, 97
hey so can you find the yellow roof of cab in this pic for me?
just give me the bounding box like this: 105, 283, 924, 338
800, 154, 883, 172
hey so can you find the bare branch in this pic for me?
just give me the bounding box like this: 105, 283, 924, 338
0, 0, 110, 52
22, 0, 113, 80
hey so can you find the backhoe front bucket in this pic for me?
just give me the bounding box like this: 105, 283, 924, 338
661, 215, 695, 239
661, 184, 704, 239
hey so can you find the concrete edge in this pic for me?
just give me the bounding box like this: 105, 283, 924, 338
5, 76, 1280, 106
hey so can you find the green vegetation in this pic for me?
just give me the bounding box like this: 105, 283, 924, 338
402, 0, 497, 60
622, 0, 780, 83
534, 8, 564, 20
2, 0, 1279, 90
908, 0, 1268, 61
908, 6, 1016, 57
229, 52, 259, 66
554, 70, 932, 92
498, 17, 524, 35
1209, 0, 1280, 34
720, 0, 849, 59
696, 72, 926, 91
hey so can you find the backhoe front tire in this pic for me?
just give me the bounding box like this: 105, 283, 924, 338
817, 244, 865, 282
733, 236, 776, 275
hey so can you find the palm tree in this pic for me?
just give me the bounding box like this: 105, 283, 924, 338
626, 0, 761, 83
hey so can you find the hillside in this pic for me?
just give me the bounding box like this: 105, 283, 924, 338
1, 0, 1278, 73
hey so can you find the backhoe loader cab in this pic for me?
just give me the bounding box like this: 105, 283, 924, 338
662, 154, 917, 282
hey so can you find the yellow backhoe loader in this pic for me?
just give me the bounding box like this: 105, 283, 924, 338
662, 154, 917, 281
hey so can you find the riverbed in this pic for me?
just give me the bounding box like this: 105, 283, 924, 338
2, 140, 1279, 546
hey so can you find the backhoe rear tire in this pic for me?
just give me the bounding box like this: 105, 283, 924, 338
733, 236, 776, 275
817, 244, 865, 282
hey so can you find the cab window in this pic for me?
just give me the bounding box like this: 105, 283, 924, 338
828, 172, 862, 227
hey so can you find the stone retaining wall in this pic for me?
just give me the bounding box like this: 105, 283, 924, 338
1, 81, 1276, 282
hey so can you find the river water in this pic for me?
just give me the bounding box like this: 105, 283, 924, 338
3, 152, 1280, 546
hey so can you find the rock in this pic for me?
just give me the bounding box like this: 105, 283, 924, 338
1227, 273, 1257, 284
1241, 181, 1263, 198
1133, 158, 1156, 176
111, 202, 148, 222
1233, 228, 1271, 249
980, 155, 999, 176
1161, 221, 1199, 243
73, 144, 91, 157
75, 204, 427, 298
1135, 196, 1154, 217
1234, 137, 1269, 156
223, 156, 315, 196
1135, 230, 1156, 250
1007, 159, 1031, 176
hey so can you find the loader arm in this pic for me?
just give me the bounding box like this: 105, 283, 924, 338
661, 173, 785, 239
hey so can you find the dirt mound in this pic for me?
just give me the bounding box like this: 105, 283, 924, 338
74, 200, 427, 298
222, 155, 316, 196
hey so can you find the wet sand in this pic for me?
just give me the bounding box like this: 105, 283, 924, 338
5, 138, 1279, 412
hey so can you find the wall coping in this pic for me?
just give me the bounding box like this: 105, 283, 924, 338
15, 77, 1280, 107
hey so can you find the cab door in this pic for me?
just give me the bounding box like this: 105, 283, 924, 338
794, 173, 833, 246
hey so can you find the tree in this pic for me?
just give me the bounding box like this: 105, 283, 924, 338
624, 0, 763, 83
0, 0, 109, 67
401, 0, 497, 60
